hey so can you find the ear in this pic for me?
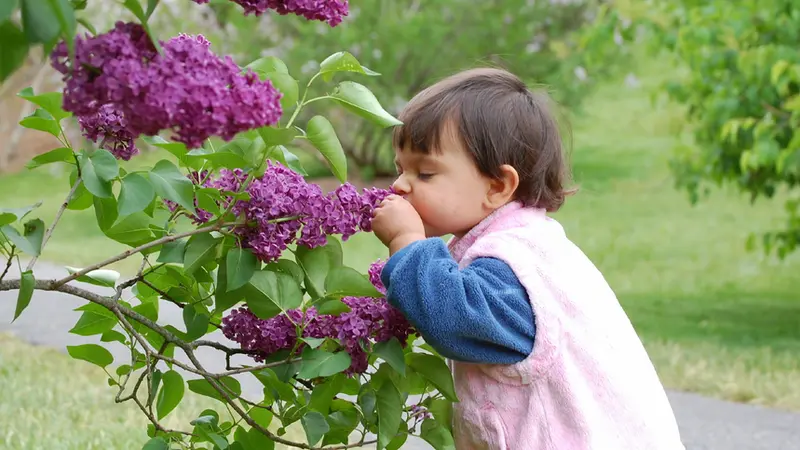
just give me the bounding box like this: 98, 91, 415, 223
485, 164, 519, 208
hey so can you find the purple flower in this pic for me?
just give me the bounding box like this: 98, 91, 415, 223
221, 258, 417, 375
77, 104, 139, 160
203, 162, 392, 264
51, 22, 282, 151
192, 0, 349, 26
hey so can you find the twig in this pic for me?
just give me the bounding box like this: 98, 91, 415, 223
51, 222, 237, 289
26, 177, 82, 271
0, 246, 15, 282
0, 278, 378, 449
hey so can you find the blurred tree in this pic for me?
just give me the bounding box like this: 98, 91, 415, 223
626, 0, 800, 257
238, 0, 634, 178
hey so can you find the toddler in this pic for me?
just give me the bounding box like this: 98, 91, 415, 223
371, 68, 685, 450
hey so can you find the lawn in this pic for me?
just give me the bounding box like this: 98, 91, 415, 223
1, 55, 799, 448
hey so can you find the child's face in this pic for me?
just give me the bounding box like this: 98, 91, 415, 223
391, 124, 494, 238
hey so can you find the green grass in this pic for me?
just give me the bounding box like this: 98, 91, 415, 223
0, 333, 305, 450
1, 53, 799, 449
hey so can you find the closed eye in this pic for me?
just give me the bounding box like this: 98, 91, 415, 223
418, 173, 434, 181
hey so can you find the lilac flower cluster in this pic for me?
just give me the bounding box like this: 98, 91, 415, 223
192, 162, 392, 263
77, 104, 139, 161
51, 22, 282, 154
222, 260, 416, 375
191, 0, 349, 26
410, 404, 433, 420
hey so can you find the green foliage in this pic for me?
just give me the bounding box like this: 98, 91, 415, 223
253, 0, 631, 177
630, 0, 800, 257
0, 3, 459, 449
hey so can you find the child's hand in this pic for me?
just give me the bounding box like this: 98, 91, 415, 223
372, 195, 426, 254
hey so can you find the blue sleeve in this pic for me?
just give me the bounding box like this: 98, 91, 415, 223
380, 238, 535, 364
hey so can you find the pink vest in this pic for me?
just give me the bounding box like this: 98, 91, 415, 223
446, 202, 685, 450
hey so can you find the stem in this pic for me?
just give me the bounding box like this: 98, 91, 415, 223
50, 222, 236, 289
0, 277, 378, 449
285, 72, 322, 129
26, 177, 82, 271
0, 246, 14, 282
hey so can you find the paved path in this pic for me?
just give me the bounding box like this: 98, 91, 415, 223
1, 262, 799, 449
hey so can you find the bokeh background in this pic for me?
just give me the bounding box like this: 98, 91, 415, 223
1, 0, 798, 448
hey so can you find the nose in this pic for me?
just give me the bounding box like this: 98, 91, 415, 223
391, 174, 411, 195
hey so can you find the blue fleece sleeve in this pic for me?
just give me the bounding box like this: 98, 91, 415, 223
380, 238, 535, 364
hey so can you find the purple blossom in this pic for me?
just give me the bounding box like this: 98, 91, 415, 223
203, 162, 392, 263
77, 104, 139, 160
51, 22, 282, 151
192, 0, 349, 26
222, 259, 416, 375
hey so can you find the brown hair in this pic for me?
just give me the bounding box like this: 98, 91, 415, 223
392, 67, 575, 212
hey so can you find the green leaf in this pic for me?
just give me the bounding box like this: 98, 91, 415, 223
301, 411, 330, 446
142, 136, 192, 165
0, 202, 41, 224
407, 353, 459, 401
76, 17, 95, 35
183, 233, 220, 275
246, 56, 289, 74
325, 266, 382, 298
13, 270, 35, 322
19, 108, 60, 137
187, 377, 241, 403
142, 437, 169, 450
123, 0, 146, 22
266, 72, 299, 110
65, 266, 120, 288
319, 51, 380, 82
90, 150, 119, 181
188, 146, 251, 170
182, 304, 210, 340
373, 338, 406, 376
150, 159, 196, 213
157, 239, 186, 264
298, 348, 351, 379
69, 303, 116, 336
258, 126, 295, 147
78, 151, 113, 198
306, 115, 347, 183
104, 212, 154, 246
156, 370, 184, 419
269, 145, 308, 176
17, 88, 70, 121
420, 419, 456, 450
315, 298, 351, 315
1, 218, 44, 256
376, 381, 403, 450
301, 337, 327, 349
0, 213, 14, 227
0, 21, 29, 83
66, 343, 114, 368
295, 236, 343, 299
245, 270, 303, 319
93, 195, 118, 231
20, 0, 64, 43
331, 81, 403, 128
0, 0, 18, 22
45, 0, 76, 54
263, 258, 304, 285
226, 247, 258, 291
118, 173, 155, 216
145, 0, 159, 19
67, 170, 92, 210
101, 330, 127, 344
26, 146, 73, 169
